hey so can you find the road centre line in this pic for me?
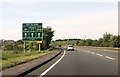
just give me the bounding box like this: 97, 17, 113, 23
79, 50, 116, 60
80, 50, 83, 52
96, 54, 103, 56
85, 50, 89, 53
90, 52, 95, 54
39, 50, 66, 77
81, 50, 83, 51
105, 56, 116, 60
79, 49, 116, 61
95, 49, 117, 52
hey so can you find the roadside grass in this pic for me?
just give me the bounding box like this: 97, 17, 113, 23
92, 47, 120, 51
1, 50, 54, 70
75, 46, 119, 51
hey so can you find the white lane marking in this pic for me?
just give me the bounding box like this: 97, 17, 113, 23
104, 50, 109, 51
81, 50, 83, 52
105, 56, 116, 60
78, 50, 116, 60
78, 49, 116, 61
96, 54, 103, 56
90, 52, 95, 54
86, 51, 89, 53
39, 50, 66, 77
95, 49, 117, 52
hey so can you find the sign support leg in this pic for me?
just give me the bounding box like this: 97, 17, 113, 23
39, 44, 41, 52
24, 42, 26, 53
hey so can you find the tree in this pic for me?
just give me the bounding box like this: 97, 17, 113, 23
13, 45, 23, 53
42, 27, 54, 49
117, 35, 120, 47
79, 39, 86, 46
4, 44, 13, 51
110, 35, 120, 47
86, 39, 93, 46
92, 40, 99, 46
15, 40, 24, 45
102, 33, 113, 47
98, 38, 104, 47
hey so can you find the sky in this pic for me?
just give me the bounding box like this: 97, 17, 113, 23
0, 0, 119, 41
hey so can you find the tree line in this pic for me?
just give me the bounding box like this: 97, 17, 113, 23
55, 33, 120, 48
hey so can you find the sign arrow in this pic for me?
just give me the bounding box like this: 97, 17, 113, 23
38, 33, 40, 37
31, 33, 34, 37
24, 33, 27, 37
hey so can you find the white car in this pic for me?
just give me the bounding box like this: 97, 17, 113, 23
67, 45, 74, 51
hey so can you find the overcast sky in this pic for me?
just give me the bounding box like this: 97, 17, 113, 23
0, 0, 119, 41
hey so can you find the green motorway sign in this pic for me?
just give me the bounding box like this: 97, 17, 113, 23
22, 23, 43, 41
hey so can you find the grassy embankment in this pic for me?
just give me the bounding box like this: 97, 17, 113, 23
75, 46, 119, 52
54, 41, 119, 50
1, 50, 55, 70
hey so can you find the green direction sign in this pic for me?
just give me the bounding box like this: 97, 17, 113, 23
22, 23, 43, 41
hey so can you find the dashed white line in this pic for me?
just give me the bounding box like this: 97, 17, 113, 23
90, 52, 95, 54
87, 51, 90, 53
105, 56, 116, 60
81, 50, 83, 51
96, 54, 103, 56
39, 50, 66, 77
79, 50, 116, 61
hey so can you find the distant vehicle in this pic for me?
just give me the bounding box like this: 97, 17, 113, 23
67, 45, 74, 51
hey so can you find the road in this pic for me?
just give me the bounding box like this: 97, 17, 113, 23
24, 47, 118, 77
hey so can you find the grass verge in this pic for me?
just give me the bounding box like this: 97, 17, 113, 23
76, 46, 119, 51
1, 50, 55, 70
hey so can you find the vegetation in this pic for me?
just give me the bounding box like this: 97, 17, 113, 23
2, 50, 53, 70
2, 27, 54, 53
42, 27, 54, 49
54, 33, 120, 48
1, 27, 55, 70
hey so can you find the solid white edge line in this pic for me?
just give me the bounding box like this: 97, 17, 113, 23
38, 50, 66, 77
105, 56, 116, 60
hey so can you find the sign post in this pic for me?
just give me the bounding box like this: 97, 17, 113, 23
39, 44, 41, 52
24, 42, 26, 53
36, 41, 43, 52
22, 23, 43, 52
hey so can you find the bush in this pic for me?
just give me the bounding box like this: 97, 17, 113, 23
13, 45, 24, 53
4, 44, 13, 51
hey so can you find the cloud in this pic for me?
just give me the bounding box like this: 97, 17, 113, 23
1, 1, 118, 40
49, 9, 118, 40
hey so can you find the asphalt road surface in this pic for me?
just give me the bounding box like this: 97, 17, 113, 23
25, 47, 118, 77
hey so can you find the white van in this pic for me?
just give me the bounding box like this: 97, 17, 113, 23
67, 45, 74, 51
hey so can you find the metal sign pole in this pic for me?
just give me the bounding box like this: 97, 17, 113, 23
39, 43, 41, 52
24, 42, 25, 53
